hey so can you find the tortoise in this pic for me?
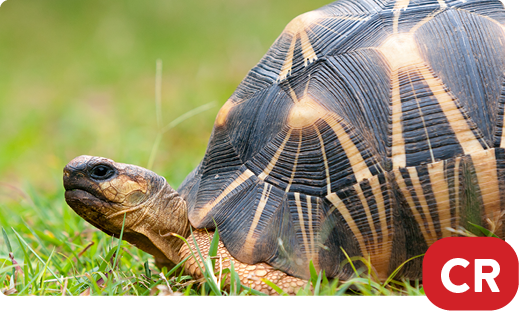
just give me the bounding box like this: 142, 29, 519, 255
63, 0, 505, 294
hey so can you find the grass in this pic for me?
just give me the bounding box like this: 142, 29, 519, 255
0, 186, 427, 296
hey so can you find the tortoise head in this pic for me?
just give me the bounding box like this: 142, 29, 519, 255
63, 155, 190, 266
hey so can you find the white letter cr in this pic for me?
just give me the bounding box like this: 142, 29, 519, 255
441, 258, 470, 293
475, 259, 500, 292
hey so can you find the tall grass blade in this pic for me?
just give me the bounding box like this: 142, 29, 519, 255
314, 270, 322, 296
11, 228, 72, 295
229, 261, 237, 295
163, 101, 216, 131
261, 278, 287, 296
2, 227, 12, 252
208, 228, 219, 269
113, 213, 127, 270
22, 220, 63, 272
13, 230, 34, 278
382, 254, 425, 288
2, 227, 15, 278
38, 247, 55, 294
144, 260, 151, 279
147, 133, 163, 170
155, 59, 163, 130
468, 222, 500, 238
340, 247, 359, 278
309, 259, 318, 287
147, 59, 215, 170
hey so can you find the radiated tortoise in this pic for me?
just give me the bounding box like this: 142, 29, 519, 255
63, 0, 505, 295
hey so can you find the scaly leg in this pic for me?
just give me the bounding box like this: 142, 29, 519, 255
178, 230, 308, 295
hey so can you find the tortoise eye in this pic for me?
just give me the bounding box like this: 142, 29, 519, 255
89, 164, 115, 180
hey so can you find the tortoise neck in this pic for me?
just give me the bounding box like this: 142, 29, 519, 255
128, 178, 191, 265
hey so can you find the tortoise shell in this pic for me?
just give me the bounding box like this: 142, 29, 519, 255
178, 0, 505, 280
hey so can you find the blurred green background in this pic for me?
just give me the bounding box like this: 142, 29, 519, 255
0, 0, 331, 197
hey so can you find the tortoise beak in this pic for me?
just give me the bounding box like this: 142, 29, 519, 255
63, 155, 90, 191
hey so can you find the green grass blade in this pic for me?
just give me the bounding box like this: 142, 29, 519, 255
15, 268, 44, 296
13, 230, 34, 277
335, 281, 353, 296
148, 100, 215, 170
166, 256, 189, 277
173, 230, 221, 295
147, 133, 163, 170
2, 227, 15, 278
468, 222, 500, 238
163, 101, 216, 132
144, 260, 151, 279
340, 247, 359, 278
22, 220, 64, 273
0, 264, 18, 276
229, 260, 237, 295
38, 247, 55, 294
243, 286, 266, 296
11, 228, 72, 295
383, 254, 425, 288
202, 256, 221, 295
2, 227, 12, 253
155, 58, 163, 130
208, 228, 219, 270
309, 259, 318, 287
314, 270, 322, 296
143, 257, 190, 295
261, 278, 287, 296
112, 213, 127, 270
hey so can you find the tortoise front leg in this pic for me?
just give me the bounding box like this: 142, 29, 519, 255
178, 230, 308, 295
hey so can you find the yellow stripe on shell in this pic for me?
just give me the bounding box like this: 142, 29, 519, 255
259, 130, 292, 180
407, 70, 435, 163
314, 124, 331, 195
394, 168, 437, 246
471, 149, 502, 225
277, 10, 325, 81
195, 169, 254, 222
352, 184, 377, 256
294, 193, 311, 260
299, 30, 318, 66
285, 130, 302, 193
427, 160, 454, 239
367, 174, 392, 278
417, 65, 486, 154
379, 33, 423, 71
306, 195, 317, 266
390, 70, 406, 169
324, 116, 374, 183
392, 0, 411, 34
279, 35, 298, 81
407, 167, 439, 245
326, 193, 369, 259
454, 158, 461, 225
243, 182, 272, 256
